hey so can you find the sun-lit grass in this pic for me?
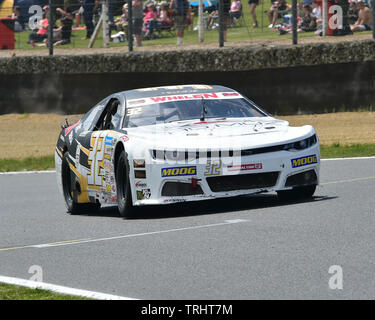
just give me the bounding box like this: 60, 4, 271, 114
0, 283, 89, 300
0, 155, 55, 172
320, 143, 375, 158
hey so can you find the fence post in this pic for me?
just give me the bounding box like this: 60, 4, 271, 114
198, 0, 204, 42
128, 0, 133, 52
292, 0, 297, 44
102, 0, 109, 48
322, 0, 328, 36
48, 0, 53, 55
218, 0, 224, 47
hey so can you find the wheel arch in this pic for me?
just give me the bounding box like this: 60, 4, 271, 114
114, 141, 125, 173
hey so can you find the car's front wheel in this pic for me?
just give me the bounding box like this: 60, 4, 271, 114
62, 151, 100, 214
116, 150, 133, 218
277, 185, 317, 201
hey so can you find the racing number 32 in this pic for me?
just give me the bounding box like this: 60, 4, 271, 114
87, 133, 105, 186
204, 160, 222, 176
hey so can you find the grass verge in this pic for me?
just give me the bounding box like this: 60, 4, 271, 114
0, 155, 55, 172
0, 283, 88, 300
0, 144, 374, 172
320, 143, 375, 159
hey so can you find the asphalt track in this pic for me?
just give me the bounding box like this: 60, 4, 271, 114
0, 158, 374, 299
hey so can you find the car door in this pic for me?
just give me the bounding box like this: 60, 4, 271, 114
75, 96, 125, 204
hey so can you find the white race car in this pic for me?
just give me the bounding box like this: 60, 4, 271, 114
55, 84, 320, 218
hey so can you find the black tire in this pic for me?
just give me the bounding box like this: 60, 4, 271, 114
116, 150, 133, 218
277, 185, 316, 201
62, 151, 100, 215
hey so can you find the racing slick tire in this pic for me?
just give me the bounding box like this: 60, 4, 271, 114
62, 152, 100, 215
277, 185, 316, 201
116, 150, 133, 219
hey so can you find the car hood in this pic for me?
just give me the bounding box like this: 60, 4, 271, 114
124, 117, 315, 150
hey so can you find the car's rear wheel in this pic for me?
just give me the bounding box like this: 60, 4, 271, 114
62, 151, 100, 214
277, 185, 317, 201
116, 150, 133, 218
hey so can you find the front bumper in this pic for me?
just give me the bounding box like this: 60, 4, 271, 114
130, 144, 320, 206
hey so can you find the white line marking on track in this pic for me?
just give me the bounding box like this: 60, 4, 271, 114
0, 220, 248, 252
0, 170, 55, 175
31, 219, 248, 249
0, 275, 137, 300
320, 176, 375, 185
321, 156, 375, 161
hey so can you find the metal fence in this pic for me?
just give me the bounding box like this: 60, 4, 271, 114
0, 0, 375, 54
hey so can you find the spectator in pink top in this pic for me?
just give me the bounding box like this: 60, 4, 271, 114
28, 13, 49, 46
230, 0, 242, 20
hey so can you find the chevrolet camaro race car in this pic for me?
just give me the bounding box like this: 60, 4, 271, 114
55, 84, 320, 218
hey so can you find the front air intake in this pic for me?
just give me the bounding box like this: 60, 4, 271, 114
206, 172, 279, 192
161, 182, 204, 197
285, 170, 317, 187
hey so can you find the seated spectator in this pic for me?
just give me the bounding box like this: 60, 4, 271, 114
311, 0, 321, 23
229, 0, 242, 22
28, 13, 49, 46
145, 2, 170, 38
298, 4, 317, 32
348, 1, 359, 25
207, 10, 219, 29
143, 3, 158, 38
115, 3, 129, 35
350, 0, 373, 32
267, 0, 292, 28
53, 7, 74, 46
278, 4, 316, 34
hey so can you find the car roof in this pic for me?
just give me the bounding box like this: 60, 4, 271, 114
117, 85, 236, 100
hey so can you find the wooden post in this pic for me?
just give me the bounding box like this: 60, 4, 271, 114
322, 0, 328, 36
198, 0, 204, 42
102, 0, 109, 48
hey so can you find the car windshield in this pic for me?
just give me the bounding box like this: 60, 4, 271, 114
124, 98, 267, 128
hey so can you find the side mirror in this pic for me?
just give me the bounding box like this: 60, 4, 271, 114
61, 117, 70, 130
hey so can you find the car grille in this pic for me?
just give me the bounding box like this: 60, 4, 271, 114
206, 172, 280, 192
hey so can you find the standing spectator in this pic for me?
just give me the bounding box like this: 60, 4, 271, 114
11, 6, 23, 32
350, 0, 373, 32
170, 0, 189, 45
222, 0, 231, 41
186, 4, 193, 31
132, 0, 143, 47
248, 0, 260, 28
82, 0, 99, 39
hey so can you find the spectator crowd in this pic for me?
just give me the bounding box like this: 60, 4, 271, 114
2, 0, 374, 48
